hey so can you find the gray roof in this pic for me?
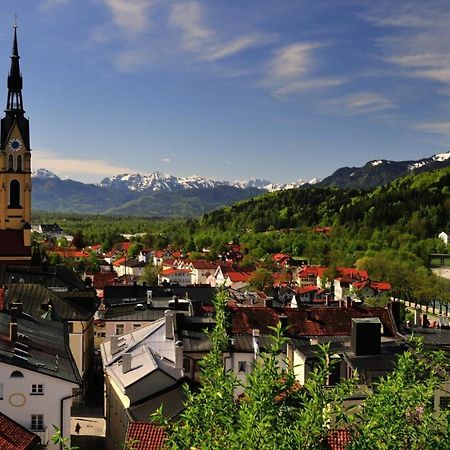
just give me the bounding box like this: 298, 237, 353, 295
5, 284, 97, 321
0, 311, 81, 384
103, 306, 166, 322
400, 326, 450, 350
127, 383, 187, 420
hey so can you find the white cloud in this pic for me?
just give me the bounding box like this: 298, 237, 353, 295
268, 43, 320, 80
204, 33, 278, 62
414, 121, 450, 135
161, 157, 171, 163
33, 149, 134, 181
103, 0, 155, 34
263, 42, 344, 99
40, 0, 68, 10
325, 93, 394, 116
169, 1, 214, 51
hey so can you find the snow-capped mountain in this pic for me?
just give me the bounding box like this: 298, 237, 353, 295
320, 151, 450, 189
98, 173, 321, 193
32, 168, 60, 180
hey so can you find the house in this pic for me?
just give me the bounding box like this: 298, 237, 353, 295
101, 314, 186, 450
113, 257, 146, 278
158, 267, 192, 286
351, 280, 391, 300
186, 260, 219, 285
224, 271, 252, 289
295, 266, 327, 287
33, 223, 65, 239
4, 283, 97, 383
0, 411, 41, 449
0, 309, 81, 449
333, 269, 368, 300
291, 285, 321, 306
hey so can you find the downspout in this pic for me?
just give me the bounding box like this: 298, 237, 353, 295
60, 390, 80, 450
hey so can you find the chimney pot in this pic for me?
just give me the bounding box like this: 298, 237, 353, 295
174, 340, 183, 370
122, 353, 132, 373
110, 335, 119, 355
9, 321, 18, 342
165, 310, 174, 340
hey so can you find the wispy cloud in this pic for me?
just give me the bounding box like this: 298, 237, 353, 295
325, 92, 394, 116
33, 149, 134, 180
161, 157, 171, 163
204, 33, 277, 62
169, 1, 214, 51
414, 121, 450, 135
263, 42, 345, 99
40, 0, 69, 10
102, 0, 155, 35
363, 1, 450, 88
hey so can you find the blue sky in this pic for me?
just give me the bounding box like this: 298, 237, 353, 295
1, 0, 450, 184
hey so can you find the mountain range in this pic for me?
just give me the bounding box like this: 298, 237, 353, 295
31, 151, 450, 216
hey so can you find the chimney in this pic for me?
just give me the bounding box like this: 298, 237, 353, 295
390, 301, 402, 329
264, 298, 273, 308
414, 309, 421, 326
351, 318, 381, 356
9, 320, 18, 342
122, 353, 132, 373
174, 340, 183, 370
110, 335, 119, 355
325, 294, 330, 306
165, 310, 174, 340
346, 296, 352, 308
252, 328, 260, 359
146, 290, 153, 309
10, 302, 23, 315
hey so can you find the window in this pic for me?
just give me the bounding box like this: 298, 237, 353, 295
16, 155, 22, 171
30, 415, 44, 431
31, 384, 44, 395
440, 396, 450, 410
183, 358, 191, 372
9, 179, 20, 208
11, 370, 24, 378
8, 154, 13, 171
115, 324, 124, 335
238, 361, 247, 373
133, 324, 141, 330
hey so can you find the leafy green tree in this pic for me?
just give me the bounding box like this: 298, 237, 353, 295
140, 263, 160, 286
248, 268, 273, 291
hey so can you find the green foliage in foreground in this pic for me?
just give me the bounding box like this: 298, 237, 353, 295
153, 292, 450, 449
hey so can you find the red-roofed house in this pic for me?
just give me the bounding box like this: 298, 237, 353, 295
158, 268, 192, 286
0, 412, 40, 450
125, 423, 167, 450
334, 269, 369, 300
224, 271, 253, 289
291, 285, 320, 306
351, 280, 391, 300
187, 260, 220, 284
295, 266, 327, 287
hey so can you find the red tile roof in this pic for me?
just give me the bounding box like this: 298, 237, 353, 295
227, 271, 252, 283
126, 423, 166, 450
160, 268, 191, 276
272, 253, 290, 262
295, 285, 318, 294
0, 412, 40, 450
52, 249, 89, 259
326, 429, 351, 450
297, 266, 327, 279
230, 306, 396, 337
91, 272, 116, 289
189, 260, 219, 270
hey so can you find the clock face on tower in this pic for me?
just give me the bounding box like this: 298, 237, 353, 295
8, 138, 22, 151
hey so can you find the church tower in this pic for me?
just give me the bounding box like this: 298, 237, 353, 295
0, 23, 31, 263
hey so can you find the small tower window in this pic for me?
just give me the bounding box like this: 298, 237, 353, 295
9, 179, 20, 208
16, 155, 22, 171
8, 154, 13, 171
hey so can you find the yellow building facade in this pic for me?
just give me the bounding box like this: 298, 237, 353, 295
0, 24, 32, 263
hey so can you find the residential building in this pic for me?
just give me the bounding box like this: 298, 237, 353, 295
0, 412, 41, 449
0, 309, 81, 449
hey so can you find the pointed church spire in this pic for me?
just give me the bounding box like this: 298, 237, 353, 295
6, 19, 24, 111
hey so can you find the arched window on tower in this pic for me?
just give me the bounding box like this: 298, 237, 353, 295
9, 179, 20, 208
8, 154, 13, 171
16, 155, 22, 172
